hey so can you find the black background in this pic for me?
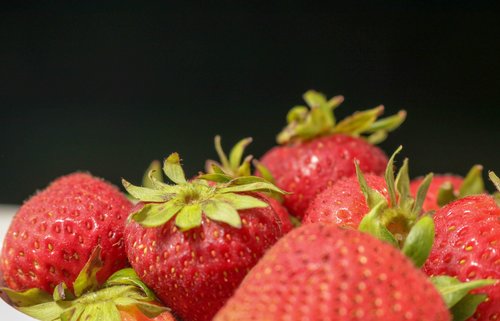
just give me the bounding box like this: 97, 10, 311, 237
1, 1, 499, 204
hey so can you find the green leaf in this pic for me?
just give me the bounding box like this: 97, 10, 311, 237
122, 179, 170, 202
451, 293, 488, 321
385, 146, 403, 207
412, 173, 434, 215
489, 171, 500, 192
214, 135, 231, 169
53, 282, 75, 302
431, 276, 497, 308
286, 105, 308, 123
163, 153, 187, 184
175, 203, 202, 230
198, 172, 232, 183
63, 305, 84, 321
1, 287, 53, 307
131, 200, 183, 227
437, 182, 456, 207
202, 200, 242, 228
395, 158, 412, 211
333, 106, 383, 136
214, 193, 268, 210
19, 301, 70, 320
366, 130, 388, 145
358, 201, 398, 247
104, 268, 156, 301
136, 301, 171, 318
142, 160, 163, 189
253, 160, 276, 184
219, 181, 286, 195
366, 110, 407, 133
73, 246, 103, 297
355, 161, 387, 208
303, 90, 328, 108
80, 302, 121, 321
402, 215, 434, 267
459, 165, 484, 197
229, 137, 253, 172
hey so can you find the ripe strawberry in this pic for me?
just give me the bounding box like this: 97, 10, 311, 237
303, 147, 434, 249
423, 182, 500, 321
2, 246, 175, 321
122, 153, 286, 321
303, 172, 388, 228
258, 90, 406, 219
205, 135, 293, 233
409, 165, 485, 212
214, 223, 451, 321
1, 172, 132, 293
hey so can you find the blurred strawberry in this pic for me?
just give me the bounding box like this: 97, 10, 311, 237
258, 90, 406, 219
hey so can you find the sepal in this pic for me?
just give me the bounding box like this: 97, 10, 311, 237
276, 90, 405, 144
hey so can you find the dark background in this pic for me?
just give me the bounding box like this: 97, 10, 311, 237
1, 1, 499, 204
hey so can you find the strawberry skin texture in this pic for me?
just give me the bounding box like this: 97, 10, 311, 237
259, 134, 388, 219
214, 223, 450, 321
303, 173, 389, 227
1, 172, 132, 293
410, 175, 464, 212
423, 195, 500, 321
124, 194, 284, 321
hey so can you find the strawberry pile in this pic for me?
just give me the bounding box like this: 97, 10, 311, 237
0, 90, 498, 321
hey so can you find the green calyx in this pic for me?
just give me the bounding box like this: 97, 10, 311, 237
123, 152, 285, 230
0, 246, 168, 321
437, 165, 485, 207
357, 146, 435, 267
488, 171, 500, 206
276, 90, 406, 144
205, 136, 281, 199
431, 276, 498, 321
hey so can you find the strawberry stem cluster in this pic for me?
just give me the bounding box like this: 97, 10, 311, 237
277, 90, 407, 144
123, 152, 285, 230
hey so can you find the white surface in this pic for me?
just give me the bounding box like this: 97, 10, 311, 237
0, 205, 36, 320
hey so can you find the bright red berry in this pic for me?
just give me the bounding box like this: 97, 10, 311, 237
423, 194, 500, 321
123, 153, 286, 321
303, 173, 388, 228
258, 90, 405, 219
214, 223, 450, 321
1, 172, 132, 293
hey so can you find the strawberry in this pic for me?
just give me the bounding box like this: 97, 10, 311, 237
122, 153, 286, 321
422, 172, 500, 321
205, 135, 293, 233
258, 90, 406, 219
409, 165, 485, 212
214, 223, 451, 321
303, 147, 434, 249
2, 246, 175, 321
1, 172, 132, 293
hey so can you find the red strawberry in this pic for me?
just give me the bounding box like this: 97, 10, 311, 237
1, 172, 132, 293
214, 223, 451, 321
303, 147, 434, 249
410, 165, 485, 212
123, 153, 286, 321
2, 246, 175, 321
258, 90, 406, 219
423, 191, 500, 320
205, 135, 293, 233
303, 172, 388, 228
